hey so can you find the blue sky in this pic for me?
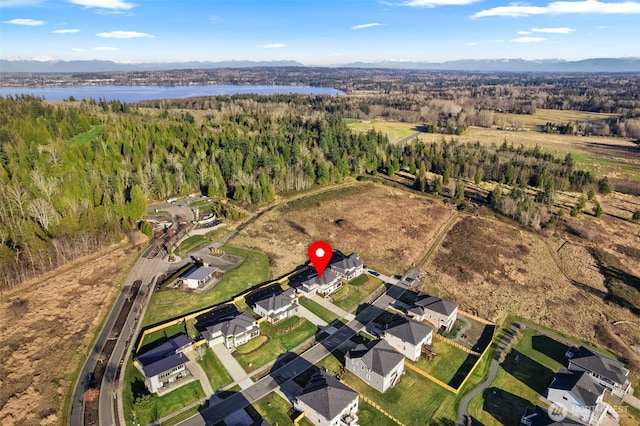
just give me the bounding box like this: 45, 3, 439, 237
1, 0, 639, 64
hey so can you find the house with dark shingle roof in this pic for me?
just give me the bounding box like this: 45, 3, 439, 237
179, 265, 219, 289
565, 346, 631, 398
300, 269, 342, 297
134, 334, 193, 393
407, 292, 458, 332
330, 253, 364, 281
201, 311, 260, 349
294, 371, 359, 426
546, 369, 618, 425
345, 339, 404, 393
253, 288, 299, 324
383, 316, 433, 362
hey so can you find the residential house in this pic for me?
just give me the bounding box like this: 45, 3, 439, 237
407, 292, 458, 333
546, 369, 618, 426
201, 312, 260, 350
565, 346, 631, 398
345, 339, 405, 393
520, 405, 582, 426
330, 253, 364, 281
134, 334, 193, 393
294, 371, 359, 426
300, 269, 342, 297
253, 288, 299, 324
383, 316, 433, 362
179, 265, 218, 290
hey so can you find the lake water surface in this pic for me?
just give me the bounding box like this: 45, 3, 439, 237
0, 84, 344, 102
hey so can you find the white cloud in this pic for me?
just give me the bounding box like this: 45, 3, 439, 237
68, 0, 134, 10
261, 43, 286, 48
92, 46, 118, 50
351, 22, 385, 30
517, 31, 533, 35
473, 1, 640, 18
52, 29, 80, 34
531, 26, 575, 33
3, 18, 44, 25
597, 25, 609, 28
511, 36, 546, 43
488, 39, 504, 42
465, 42, 478, 45
96, 30, 155, 38
399, 0, 478, 6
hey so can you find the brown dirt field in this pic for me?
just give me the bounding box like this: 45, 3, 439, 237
233, 182, 456, 277
0, 242, 139, 426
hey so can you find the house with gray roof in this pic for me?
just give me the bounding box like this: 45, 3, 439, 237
383, 316, 433, 362
201, 312, 260, 350
294, 371, 359, 426
134, 334, 193, 393
345, 339, 404, 393
179, 265, 219, 290
300, 269, 342, 297
330, 253, 364, 281
253, 288, 299, 324
546, 369, 618, 425
407, 292, 458, 333
565, 346, 631, 398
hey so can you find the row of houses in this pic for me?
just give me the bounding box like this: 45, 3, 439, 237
299, 253, 364, 297
522, 346, 631, 426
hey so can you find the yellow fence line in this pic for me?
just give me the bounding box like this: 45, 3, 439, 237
341, 385, 407, 426
293, 411, 306, 426
404, 362, 458, 394
456, 329, 495, 392
459, 309, 493, 325
433, 333, 481, 356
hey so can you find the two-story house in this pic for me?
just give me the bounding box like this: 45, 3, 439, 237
330, 253, 364, 281
300, 269, 342, 297
565, 346, 631, 398
253, 288, 299, 324
407, 292, 458, 333
383, 316, 433, 362
134, 334, 193, 394
201, 312, 260, 350
294, 371, 359, 426
345, 339, 405, 393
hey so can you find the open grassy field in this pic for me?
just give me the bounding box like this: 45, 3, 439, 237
233, 182, 455, 277
409, 339, 478, 386
331, 275, 384, 312
346, 119, 421, 143
0, 241, 137, 426
142, 245, 271, 326
496, 108, 617, 131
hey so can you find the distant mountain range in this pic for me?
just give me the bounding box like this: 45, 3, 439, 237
1, 58, 639, 73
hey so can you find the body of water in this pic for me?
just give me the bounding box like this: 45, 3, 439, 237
0, 84, 344, 102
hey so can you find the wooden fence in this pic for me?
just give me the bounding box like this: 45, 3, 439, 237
433, 333, 481, 356
347, 389, 407, 426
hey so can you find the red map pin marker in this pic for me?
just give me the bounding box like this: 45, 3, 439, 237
308, 241, 332, 278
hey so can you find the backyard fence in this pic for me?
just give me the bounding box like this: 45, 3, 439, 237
354, 392, 407, 426
404, 362, 458, 394
433, 333, 482, 356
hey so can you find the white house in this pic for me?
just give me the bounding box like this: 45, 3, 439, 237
300, 269, 342, 297
383, 316, 433, 362
134, 334, 193, 394
179, 265, 218, 290
330, 253, 364, 281
253, 288, 299, 324
345, 339, 405, 393
407, 292, 458, 333
565, 346, 631, 399
546, 369, 618, 425
201, 312, 260, 349
294, 371, 359, 426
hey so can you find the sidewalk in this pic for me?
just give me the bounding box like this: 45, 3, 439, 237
185, 351, 214, 396
310, 294, 355, 321
210, 343, 254, 390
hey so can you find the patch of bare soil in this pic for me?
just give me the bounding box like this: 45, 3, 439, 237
0, 242, 138, 426
233, 182, 455, 276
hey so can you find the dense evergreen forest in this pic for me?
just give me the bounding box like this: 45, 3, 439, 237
0, 93, 620, 289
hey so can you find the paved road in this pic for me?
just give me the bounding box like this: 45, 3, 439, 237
177, 280, 409, 426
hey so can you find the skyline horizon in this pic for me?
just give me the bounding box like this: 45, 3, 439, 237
1, 1, 640, 65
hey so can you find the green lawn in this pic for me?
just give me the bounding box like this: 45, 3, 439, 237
140, 321, 189, 349
235, 316, 318, 370
410, 339, 479, 387
439, 318, 467, 339
198, 350, 233, 390
468, 327, 570, 425
331, 276, 384, 312
357, 399, 399, 426
342, 367, 456, 425
175, 235, 211, 255
142, 245, 271, 326
252, 393, 294, 425
298, 297, 339, 323
122, 361, 205, 426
